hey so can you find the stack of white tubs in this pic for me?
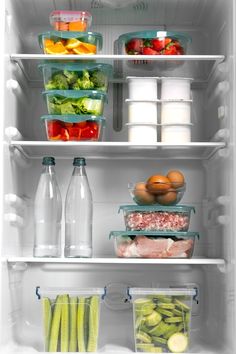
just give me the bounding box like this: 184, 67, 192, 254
160, 77, 193, 143
126, 77, 159, 143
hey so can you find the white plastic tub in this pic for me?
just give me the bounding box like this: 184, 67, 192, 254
126, 123, 157, 143
127, 77, 158, 100
161, 101, 192, 124
161, 77, 193, 100
126, 99, 158, 124
161, 124, 192, 143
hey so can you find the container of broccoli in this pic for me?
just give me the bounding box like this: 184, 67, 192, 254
39, 63, 113, 92
129, 288, 195, 353
43, 90, 107, 116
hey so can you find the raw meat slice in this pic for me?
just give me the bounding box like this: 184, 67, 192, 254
135, 236, 169, 258
167, 240, 193, 257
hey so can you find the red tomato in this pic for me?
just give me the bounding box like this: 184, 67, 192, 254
80, 127, 98, 140
152, 38, 165, 51
61, 128, 69, 141
47, 120, 61, 138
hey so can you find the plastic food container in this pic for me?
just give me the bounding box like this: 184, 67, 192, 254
41, 115, 105, 141
49, 10, 92, 32
161, 124, 192, 143
38, 287, 104, 352
126, 123, 157, 143
161, 101, 192, 125
119, 205, 195, 232
129, 182, 186, 206
38, 31, 103, 55
161, 78, 193, 100
42, 90, 107, 116
118, 31, 191, 56
110, 231, 199, 259
126, 99, 158, 124
129, 287, 195, 353
39, 63, 112, 92
127, 77, 159, 100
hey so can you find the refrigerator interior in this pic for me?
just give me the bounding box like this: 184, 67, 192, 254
2, 0, 236, 353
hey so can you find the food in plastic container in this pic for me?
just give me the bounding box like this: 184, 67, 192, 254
126, 123, 157, 143
39, 63, 112, 92
49, 10, 92, 32
119, 205, 195, 232
42, 90, 107, 116
161, 101, 192, 125
127, 77, 158, 100
161, 78, 193, 100
129, 287, 195, 352
161, 124, 192, 143
39, 287, 104, 352
110, 231, 199, 259
126, 99, 158, 124
118, 31, 191, 56
41, 115, 105, 141
38, 31, 103, 55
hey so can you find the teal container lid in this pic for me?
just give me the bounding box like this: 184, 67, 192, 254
42, 90, 107, 101
41, 114, 106, 124
38, 62, 113, 76
119, 205, 195, 213
38, 31, 103, 50
118, 30, 192, 43
109, 230, 199, 240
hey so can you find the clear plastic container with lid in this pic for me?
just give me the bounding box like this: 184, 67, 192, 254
110, 231, 199, 259
128, 287, 196, 353
49, 10, 92, 32
119, 205, 195, 232
42, 90, 107, 116
38, 63, 112, 92
37, 286, 105, 352
41, 115, 106, 141
38, 31, 103, 55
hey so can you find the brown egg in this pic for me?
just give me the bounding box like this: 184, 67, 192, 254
133, 182, 156, 205
156, 191, 177, 205
166, 170, 185, 189
146, 175, 171, 194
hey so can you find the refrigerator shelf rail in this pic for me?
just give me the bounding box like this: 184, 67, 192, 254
9, 141, 226, 160
9, 54, 226, 84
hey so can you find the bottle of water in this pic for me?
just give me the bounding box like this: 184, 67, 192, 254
65, 157, 93, 257
33, 157, 62, 257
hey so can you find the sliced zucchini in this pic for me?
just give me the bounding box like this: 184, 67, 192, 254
167, 333, 188, 353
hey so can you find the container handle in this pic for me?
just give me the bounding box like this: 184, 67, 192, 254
36, 286, 41, 300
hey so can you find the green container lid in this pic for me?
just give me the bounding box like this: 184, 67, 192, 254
38, 62, 113, 76
42, 89, 107, 101
118, 30, 192, 43
119, 205, 195, 214
41, 114, 106, 124
38, 30, 103, 50
109, 230, 199, 239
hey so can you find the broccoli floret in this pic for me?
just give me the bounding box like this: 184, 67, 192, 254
90, 70, 107, 91
72, 70, 94, 90
63, 70, 78, 85
46, 73, 69, 90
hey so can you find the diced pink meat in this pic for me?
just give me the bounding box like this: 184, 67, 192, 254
167, 239, 194, 258
125, 211, 189, 231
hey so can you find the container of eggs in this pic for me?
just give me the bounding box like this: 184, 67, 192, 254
129, 170, 186, 206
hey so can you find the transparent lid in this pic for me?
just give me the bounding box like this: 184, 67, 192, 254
38, 31, 103, 50
50, 10, 92, 25
118, 30, 192, 43
42, 90, 107, 101
41, 114, 106, 123
128, 287, 196, 296
38, 62, 113, 76
36, 286, 106, 299
109, 230, 199, 239
119, 205, 195, 213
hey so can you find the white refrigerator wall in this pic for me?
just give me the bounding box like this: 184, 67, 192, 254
1, 0, 236, 353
